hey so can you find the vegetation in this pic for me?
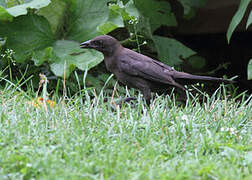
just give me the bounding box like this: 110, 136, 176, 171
0, 0, 251, 179
0, 0, 251, 84
0, 80, 251, 179
226, 0, 252, 80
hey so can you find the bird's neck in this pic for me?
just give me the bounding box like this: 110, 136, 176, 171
103, 44, 122, 72
103, 43, 122, 57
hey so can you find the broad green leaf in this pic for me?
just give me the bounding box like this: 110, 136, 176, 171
0, 5, 13, 21
248, 59, 252, 80
32, 47, 55, 66
227, 0, 251, 43
135, 17, 157, 52
153, 36, 196, 66
6, 0, 51, 17
0, 14, 55, 62
136, 17, 153, 39
187, 55, 206, 69
50, 40, 103, 78
246, 10, 252, 29
178, 0, 206, 15
177, 0, 206, 19
124, 0, 139, 20
108, 4, 125, 25
98, 4, 124, 34
38, 0, 66, 34
116, 0, 139, 20
74, 49, 104, 71
133, 0, 177, 31
98, 22, 121, 35
66, 0, 111, 41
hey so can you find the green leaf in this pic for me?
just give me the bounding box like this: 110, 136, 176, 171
133, 0, 177, 31
108, 4, 125, 25
74, 49, 104, 71
0, 5, 13, 21
98, 4, 124, 34
187, 56, 206, 69
153, 36, 196, 66
124, 0, 139, 20
226, 0, 251, 44
50, 40, 103, 78
6, 0, 51, 17
38, 0, 66, 34
66, 0, 111, 41
0, 14, 55, 62
136, 17, 153, 39
246, 10, 252, 29
116, 0, 139, 21
98, 22, 121, 35
178, 0, 206, 15
32, 47, 55, 66
248, 59, 252, 80
177, 0, 205, 19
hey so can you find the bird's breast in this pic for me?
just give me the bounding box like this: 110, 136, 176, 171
104, 57, 117, 73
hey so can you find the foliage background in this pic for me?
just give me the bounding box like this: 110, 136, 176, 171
0, 0, 251, 92
0, 1, 251, 179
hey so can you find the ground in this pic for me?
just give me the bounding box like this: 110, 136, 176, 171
0, 85, 251, 179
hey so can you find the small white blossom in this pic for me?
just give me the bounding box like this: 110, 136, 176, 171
181, 115, 188, 120
229, 127, 237, 135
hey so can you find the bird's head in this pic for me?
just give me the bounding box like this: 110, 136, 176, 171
80, 35, 121, 56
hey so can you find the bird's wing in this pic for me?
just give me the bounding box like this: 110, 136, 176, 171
118, 49, 233, 86
118, 49, 177, 85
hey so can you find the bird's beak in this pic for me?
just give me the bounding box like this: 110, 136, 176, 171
80, 40, 91, 48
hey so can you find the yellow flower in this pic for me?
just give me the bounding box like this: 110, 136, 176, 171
28, 97, 55, 109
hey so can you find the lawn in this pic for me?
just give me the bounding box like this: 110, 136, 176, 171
0, 83, 251, 179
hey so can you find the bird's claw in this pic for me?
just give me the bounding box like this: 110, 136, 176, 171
117, 97, 137, 107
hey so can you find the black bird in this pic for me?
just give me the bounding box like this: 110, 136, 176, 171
80, 35, 234, 105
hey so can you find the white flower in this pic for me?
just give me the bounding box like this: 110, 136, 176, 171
229, 127, 237, 135
181, 115, 188, 120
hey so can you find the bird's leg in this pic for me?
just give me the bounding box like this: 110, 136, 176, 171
171, 80, 188, 103
176, 88, 187, 103
117, 97, 137, 107
142, 88, 152, 106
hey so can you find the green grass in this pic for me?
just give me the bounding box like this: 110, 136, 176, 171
0, 83, 251, 179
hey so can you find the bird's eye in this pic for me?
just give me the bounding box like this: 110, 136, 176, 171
93, 40, 103, 46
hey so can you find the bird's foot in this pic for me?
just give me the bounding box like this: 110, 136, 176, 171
117, 97, 137, 107
110, 97, 137, 111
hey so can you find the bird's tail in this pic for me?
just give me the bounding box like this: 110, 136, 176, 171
173, 71, 235, 84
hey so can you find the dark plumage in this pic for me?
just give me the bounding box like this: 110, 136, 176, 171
80, 35, 234, 105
